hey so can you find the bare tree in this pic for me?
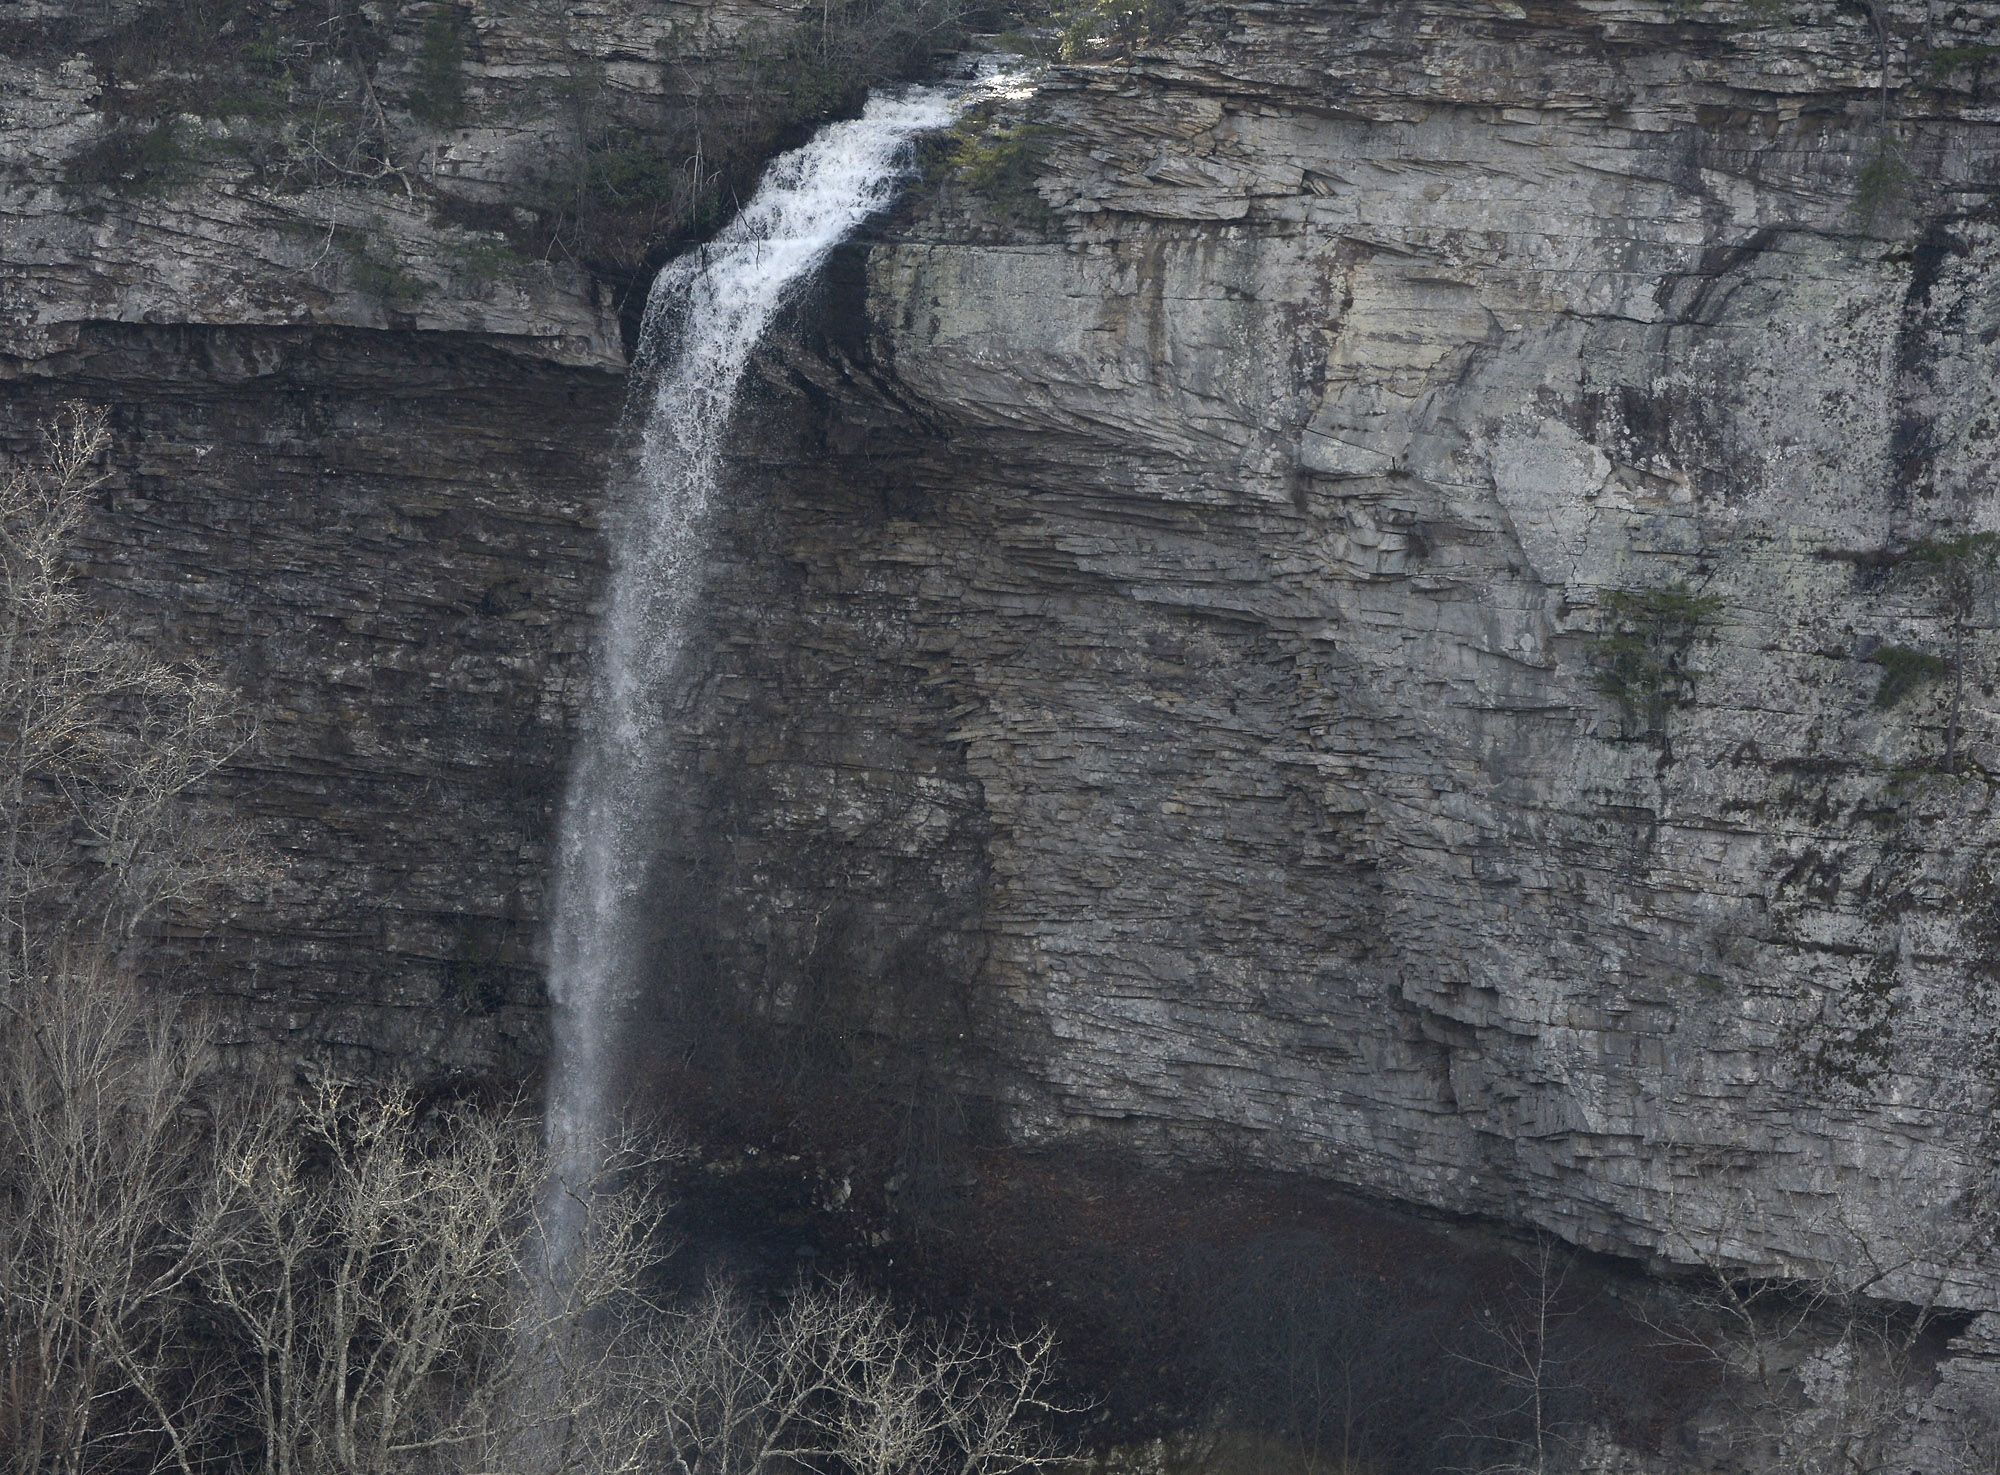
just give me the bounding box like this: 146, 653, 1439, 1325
0, 406, 259, 1475
634, 1273, 1075, 1475
0, 410, 1077, 1475
0, 404, 255, 1004
1449, 1232, 1586, 1475
191, 1082, 677, 1475
0, 966, 229, 1475
636, 1277, 811, 1475
192, 1098, 1077, 1475
786, 1277, 1072, 1475
1648, 1175, 1999, 1474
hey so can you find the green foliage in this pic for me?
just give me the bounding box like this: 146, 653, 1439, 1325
175, 38, 294, 120
579, 132, 730, 256
562, 0, 969, 266
75, 0, 417, 192
747, 0, 969, 130
242, 24, 289, 76
1586, 581, 1724, 739
87, 0, 327, 121
987, 30, 1049, 56
1865, 533, 2000, 771
1672, 0, 1792, 23
441, 235, 530, 285
409, 5, 470, 127
758, 42, 859, 128
1739, 0, 1792, 28
1901, 531, 2000, 569
61, 116, 199, 196
1927, 43, 1998, 77
338, 231, 428, 304
1854, 134, 1914, 228
1800, 951, 1900, 1091
1039, 0, 1181, 58
1869, 644, 1950, 709
586, 135, 686, 212
951, 122, 1054, 193
937, 115, 1058, 223
178, 19, 297, 119
1600, 582, 1724, 630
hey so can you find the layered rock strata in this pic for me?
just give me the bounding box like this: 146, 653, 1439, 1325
663, 0, 2000, 1321
3, 322, 619, 1072
0, 0, 812, 1069
8, 0, 2000, 1409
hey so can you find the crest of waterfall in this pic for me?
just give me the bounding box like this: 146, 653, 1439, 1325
543, 76, 1010, 1215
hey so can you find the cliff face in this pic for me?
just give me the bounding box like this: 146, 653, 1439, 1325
0, 0, 813, 1070
4, 323, 615, 1072
662, 0, 2000, 1324
10, 0, 2000, 1432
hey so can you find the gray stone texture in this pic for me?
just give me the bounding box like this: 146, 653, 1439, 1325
8, 0, 2000, 1402
672, 0, 2000, 1316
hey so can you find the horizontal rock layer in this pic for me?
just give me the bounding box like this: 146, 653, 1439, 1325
7, 0, 2000, 1373
3, 322, 618, 1073
658, 0, 2000, 1316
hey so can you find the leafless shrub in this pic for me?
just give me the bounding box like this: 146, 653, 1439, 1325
1648, 1175, 2000, 1473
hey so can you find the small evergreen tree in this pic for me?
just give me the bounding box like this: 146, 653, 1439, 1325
409, 6, 469, 128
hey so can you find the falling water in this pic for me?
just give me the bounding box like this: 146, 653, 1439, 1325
542, 81, 978, 1211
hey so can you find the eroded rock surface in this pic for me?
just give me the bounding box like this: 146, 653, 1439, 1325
660, 0, 2000, 1321
9, 0, 2000, 1442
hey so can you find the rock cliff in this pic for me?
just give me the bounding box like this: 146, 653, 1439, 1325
0, 0, 853, 1071
669, 0, 2000, 1303
9, 0, 2000, 1452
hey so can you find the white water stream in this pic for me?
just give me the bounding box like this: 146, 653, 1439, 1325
543, 80, 988, 1209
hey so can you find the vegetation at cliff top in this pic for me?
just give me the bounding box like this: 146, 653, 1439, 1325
48, 0, 1206, 271
1047, 0, 1183, 59
62, 0, 425, 198
570, 0, 971, 266
60, 115, 202, 197
919, 107, 1060, 225
56, 0, 974, 275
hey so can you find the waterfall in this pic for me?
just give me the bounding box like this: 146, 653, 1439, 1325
542, 82, 973, 1208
